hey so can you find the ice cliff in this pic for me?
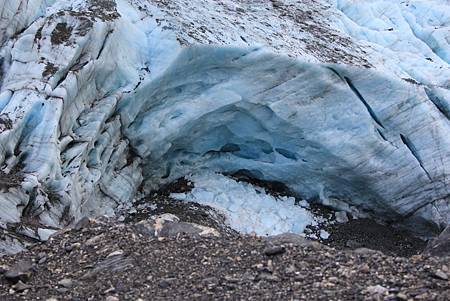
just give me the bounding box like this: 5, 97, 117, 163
0, 0, 449, 237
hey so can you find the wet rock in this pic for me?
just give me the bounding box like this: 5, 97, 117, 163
4, 260, 33, 283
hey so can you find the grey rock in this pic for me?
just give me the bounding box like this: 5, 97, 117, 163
4, 260, 33, 283
134, 220, 156, 237
433, 270, 448, 280
424, 225, 450, 257
265, 233, 321, 249
335, 211, 349, 224
12, 280, 31, 292
58, 278, 73, 288
263, 245, 285, 256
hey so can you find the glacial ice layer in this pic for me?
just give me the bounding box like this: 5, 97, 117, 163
0, 0, 449, 236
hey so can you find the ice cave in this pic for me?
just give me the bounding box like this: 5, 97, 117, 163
0, 0, 449, 250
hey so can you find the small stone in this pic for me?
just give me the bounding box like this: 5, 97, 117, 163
335, 211, 349, 223
85, 234, 104, 246
46, 298, 58, 301
159, 278, 175, 288
256, 272, 280, 282
397, 293, 408, 300
65, 244, 74, 252
365, 285, 388, 295
107, 250, 124, 257
360, 264, 370, 273
0, 265, 10, 274
285, 264, 296, 274
4, 260, 33, 283
58, 278, 73, 288
105, 296, 119, 301
433, 270, 448, 280
12, 280, 31, 292
263, 245, 285, 256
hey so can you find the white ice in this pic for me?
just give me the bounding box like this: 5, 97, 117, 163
171, 172, 318, 236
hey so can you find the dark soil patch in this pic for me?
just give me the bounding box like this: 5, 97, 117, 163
51, 23, 73, 45
42, 63, 58, 78
208, 174, 426, 257
0, 114, 12, 131
325, 219, 427, 257
0, 170, 23, 191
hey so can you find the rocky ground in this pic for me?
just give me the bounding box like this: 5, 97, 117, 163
0, 177, 446, 300
0, 216, 448, 301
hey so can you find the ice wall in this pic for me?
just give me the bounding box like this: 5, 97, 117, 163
0, 0, 448, 236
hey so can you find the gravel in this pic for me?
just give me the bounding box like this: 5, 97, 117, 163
0, 218, 448, 301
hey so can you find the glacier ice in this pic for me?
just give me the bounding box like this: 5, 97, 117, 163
0, 0, 449, 238
171, 172, 319, 236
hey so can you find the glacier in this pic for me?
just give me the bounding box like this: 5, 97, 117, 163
0, 0, 449, 239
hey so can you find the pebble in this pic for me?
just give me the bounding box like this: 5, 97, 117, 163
159, 278, 176, 288
107, 250, 124, 257
365, 285, 388, 295
263, 245, 285, 256
58, 278, 73, 288
433, 270, 448, 280
105, 296, 119, 301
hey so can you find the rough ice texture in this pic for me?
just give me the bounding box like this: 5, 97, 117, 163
171, 172, 319, 236
0, 0, 449, 237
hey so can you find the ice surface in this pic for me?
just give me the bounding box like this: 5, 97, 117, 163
0, 0, 448, 237
171, 172, 318, 236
